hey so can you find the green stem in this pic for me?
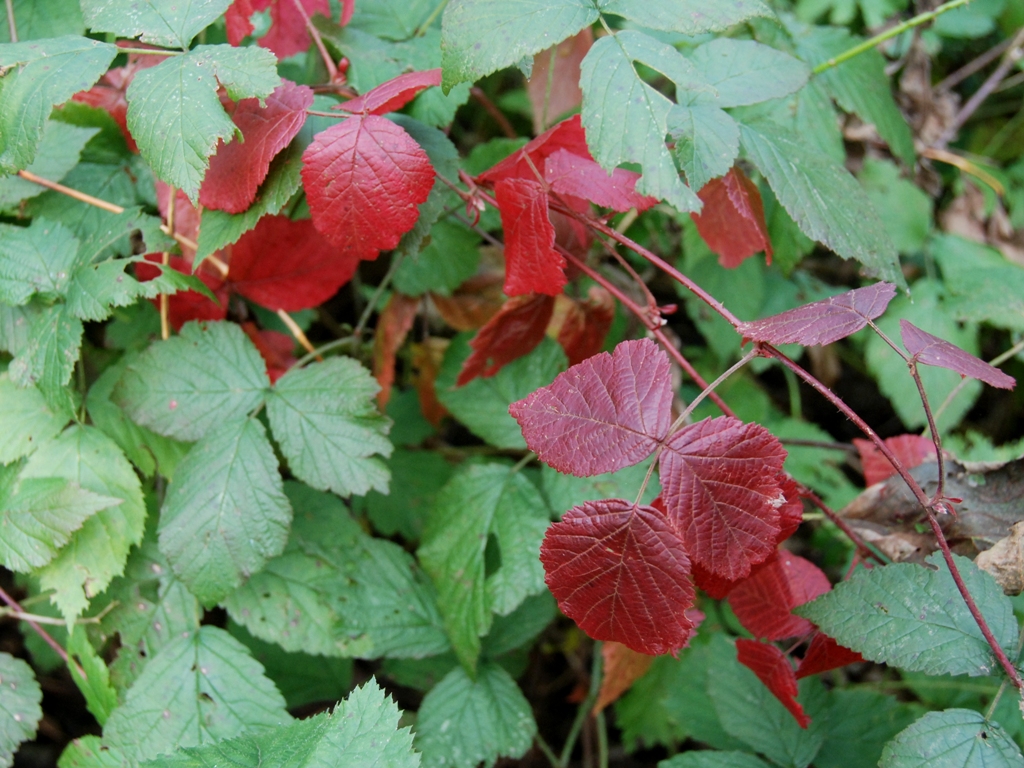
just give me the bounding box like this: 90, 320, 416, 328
559, 643, 603, 767
812, 0, 972, 74
5, 0, 17, 42
535, 733, 560, 768
115, 46, 181, 56
415, 0, 449, 36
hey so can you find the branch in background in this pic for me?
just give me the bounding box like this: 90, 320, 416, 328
288, 0, 338, 81
4, 0, 16, 42
470, 87, 518, 139
0, 586, 84, 679
935, 36, 1014, 92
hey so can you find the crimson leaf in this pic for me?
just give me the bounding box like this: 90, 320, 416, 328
199, 80, 314, 214
337, 69, 443, 116
737, 283, 897, 347
226, 0, 330, 59
554, 287, 615, 366
735, 639, 810, 728
301, 115, 435, 260
690, 167, 772, 269
853, 434, 937, 487
660, 417, 787, 581
795, 631, 864, 679
728, 551, 830, 641
477, 115, 590, 185
494, 178, 567, 297
457, 294, 555, 386
543, 149, 656, 212
900, 319, 1016, 390
540, 499, 696, 656
510, 338, 672, 476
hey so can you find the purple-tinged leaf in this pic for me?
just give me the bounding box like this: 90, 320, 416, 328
900, 319, 1016, 390
737, 283, 896, 347
509, 339, 672, 477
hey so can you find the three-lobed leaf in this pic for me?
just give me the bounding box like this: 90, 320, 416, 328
879, 709, 1024, 768
80, 0, 231, 49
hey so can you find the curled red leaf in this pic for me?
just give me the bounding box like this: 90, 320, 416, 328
737, 283, 897, 347
853, 434, 938, 487
478, 114, 591, 185
728, 550, 830, 641
691, 167, 772, 269
553, 287, 615, 366
544, 149, 656, 212
795, 631, 864, 679
374, 293, 420, 408
457, 294, 555, 386
736, 639, 810, 728
900, 319, 1016, 390
541, 499, 697, 656
494, 177, 567, 296
336, 69, 443, 116
528, 30, 592, 134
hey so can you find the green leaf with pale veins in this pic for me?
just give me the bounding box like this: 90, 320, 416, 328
0, 373, 67, 463
737, 117, 903, 287
7, 303, 84, 413
0, 121, 97, 209
57, 735, 124, 768
393, 220, 480, 297
102, 626, 290, 764
139, 679, 418, 768
67, 630, 118, 726
114, 321, 270, 442
816, 689, 924, 768
0, 219, 80, 305
0, 652, 42, 767
880, 710, 1024, 768
80, 0, 231, 49
416, 662, 536, 768
596, 0, 773, 33
0, 301, 40, 357
160, 417, 290, 606
0, 463, 119, 572
418, 463, 549, 672
66, 256, 205, 323
688, 39, 809, 107
668, 104, 739, 192
267, 357, 392, 498
126, 45, 280, 202
0, 0, 84, 42
440, 0, 598, 91
581, 31, 708, 213
0, 36, 116, 172
22, 425, 146, 624
797, 553, 1017, 677
225, 483, 449, 659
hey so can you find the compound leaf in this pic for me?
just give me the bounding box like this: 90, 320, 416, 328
689, 39, 809, 108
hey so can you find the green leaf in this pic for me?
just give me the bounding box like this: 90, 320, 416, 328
0, 36, 116, 172
114, 321, 270, 442
0, 121, 97, 209
660, 753, 773, 768
737, 117, 903, 288
80, 0, 231, 49
415, 662, 536, 768
581, 30, 707, 213
708, 635, 827, 768
0, 0, 84, 42
0, 464, 119, 572
0, 301, 40, 356
126, 45, 280, 201
688, 39, 808, 108
66, 257, 204, 323
350, 0, 435, 38
22, 425, 146, 624
225, 482, 449, 659
160, 417, 290, 606
859, 158, 932, 255
541, 460, 659, 519
0, 218, 81, 305
267, 357, 393, 498
436, 334, 566, 449
67, 630, 118, 726
138, 679, 417, 768
365, 449, 455, 541
0, 652, 42, 766
815, 689, 924, 768
418, 463, 549, 672
481, 591, 558, 658
668, 104, 740, 192
596, 0, 774, 33
393, 221, 479, 297
879, 709, 1024, 768
8, 303, 84, 413
931, 235, 1024, 332
57, 735, 124, 768
0, 373, 67, 463
102, 626, 290, 764
797, 553, 1018, 677
864, 279, 980, 432
440, 0, 598, 91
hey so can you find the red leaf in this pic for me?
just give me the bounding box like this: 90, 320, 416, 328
853, 434, 938, 487
728, 550, 830, 641
227, 0, 331, 59
544, 149, 657, 212
691, 168, 772, 269
136, 256, 227, 331
301, 114, 435, 260
736, 639, 810, 728
241, 321, 295, 382
796, 631, 864, 679
553, 287, 615, 366
225, 0, 256, 45
660, 417, 787, 581
777, 475, 804, 543
541, 499, 697, 656
200, 81, 314, 214
337, 69, 442, 116
510, 339, 672, 477
494, 178, 567, 296
156, 183, 202, 259
528, 30, 592, 134
72, 49, 162, 153
373, 293, 420, 408
737, 283, 897, 347
456, 294, 555, 386
900, 319, 1016, 390
593, 642, 655, 715
478, 115, 591, 185
225, 215, 358, 311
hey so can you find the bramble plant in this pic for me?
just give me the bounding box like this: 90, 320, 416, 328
1, 0, 1024, 767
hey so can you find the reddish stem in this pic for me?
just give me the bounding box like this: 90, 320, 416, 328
799, 488, 889, 565
469, 87, 518, 139
288, 0, 338, 81
909, 362, 947, 504
0, 586, 85, 678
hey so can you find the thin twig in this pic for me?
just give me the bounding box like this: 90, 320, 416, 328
780, 438, 856, 452
909, 363, 947, 503
295, 335, 356, 367
353, 256, 403, 340
919, 148, 1006, 194
535, 733, 560, 768
470, 87, 518, 139
113, 47, 180, 56
415, 0, 449, 36
160, 190, 177, 339
559, 643, 603, 767
288, 0, 337, 80
930, 338, 1024, 429
0, 586, 84, 678
276, 309, 320, 360
306, 109, 345, 118
800, 488, 890, 565
935, 36, 1014, 92
4, 0, 16, 42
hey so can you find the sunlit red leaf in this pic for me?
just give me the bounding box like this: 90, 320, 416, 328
226, 0, 331, 59
528, 30, 592, 134
136, 255, 227, 331
593, 642, 655, 715
777, 475, 804, 543
853, 434, 938, 487
728, 551, 830, 641
541, 499, 697, 656
337, 69, 442, 116
457, 294, 555, 386
241, 321, 295, 383
552, 287, 615, 366
301, 114, 435, 260
795, 631, 864, 679
373, 293, 420, 408
545, 149, 656, 212
494, 178, 566, 296
737, 283, 897, 347
660, 417, 787, 581
225, 215, 358, 311
691, 168, 772, 269
900, 319, 1016, 390
200, 81, 314, 214
478, 115, 591, 184
735, 639, 810, 728
510, 339, 672, 477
